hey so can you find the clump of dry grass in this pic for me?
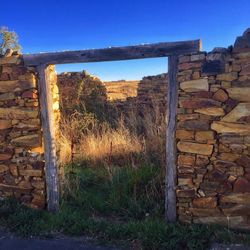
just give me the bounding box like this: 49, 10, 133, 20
58, 111, 144, 166
80, 122, 143, 164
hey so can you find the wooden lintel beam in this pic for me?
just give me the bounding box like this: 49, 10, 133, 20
23, 40, 201, 66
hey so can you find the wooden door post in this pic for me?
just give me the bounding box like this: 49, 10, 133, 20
165, 55, 179, 222
37, 65, 59, 212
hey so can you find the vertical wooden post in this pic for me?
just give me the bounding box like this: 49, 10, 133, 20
37, 65, 59, 212
165, 55, 178, 222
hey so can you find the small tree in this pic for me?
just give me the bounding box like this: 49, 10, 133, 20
0, 26, 21, 55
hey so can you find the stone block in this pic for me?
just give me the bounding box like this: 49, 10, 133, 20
220, 193, 250, 205
240, 63, 250, 75
200, 181, 219, 192
227, 87, 250, 102
178, 155, 195, 166
208, 169, 227, 182
9, 164, 18, 176
214, 160, 236, 169
190, 208, 222, 217
192, 91, 213, 98
212, 89, 229, 102
179, 98, 221, 109
218, 143, 230, 153
177, 114, 199, 121
236, 155, 250, 168
177, 141, 213, 156
0, 80, 36, 93
0, 56, 21, 65
192, 197, 217, 208
178, 178, 193, 187
220, 134, 243, 144
216, 72, 238, 81
195, 131, 214, 143
0, 93, 15, 101
21, 90, 38, 99
228, 166, 244, 176
176, 130, 194, 140
0, 183, 31, 192
19, 169, 43, 177
31, 180, 45, 189
176, 189, 196, 198
178, 120, 210, 131
194, 107, 225, 116
224, 98, 238, 114
0, 164, 8, 173
178, 62, 203, 71
233, 177, 250, 192
179, 55, 190, 63
178, 166, 194, 174
222, 204, 250, 216
0, 147, 13, 161
211, 121, 250, 135
202, 60, 225, 75
0, 108, 38, 120
180, 78, 208, 92
190, 53, 206, 62
222, 103, 250, 122
0, 120, 12, 130
196, 155, 209, 166
18, 180, 32, 189
11, 134, 41, 147
31, 194, 45, 208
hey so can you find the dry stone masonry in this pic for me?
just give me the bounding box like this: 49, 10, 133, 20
0, 55, 59, 209
176, 29, 250, 229
1, 28, 250, 230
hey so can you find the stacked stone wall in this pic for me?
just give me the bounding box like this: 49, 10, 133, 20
0, 55, 59, 209
176, 29, 250, 229
0, 55, 45, 208
1, 28, 250, 231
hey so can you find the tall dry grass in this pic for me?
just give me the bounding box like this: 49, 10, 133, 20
58, 101, 166, 168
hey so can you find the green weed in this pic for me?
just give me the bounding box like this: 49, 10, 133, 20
0, 163, 250, 249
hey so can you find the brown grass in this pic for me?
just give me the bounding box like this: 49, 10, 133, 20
58, 102, 166, 167
58, 112, 144, 165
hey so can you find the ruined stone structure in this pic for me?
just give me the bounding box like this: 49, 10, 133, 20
57, 71, 167, 118
0, 28, 250, 229
176, 29, 250, 229
0, 57, 59, 209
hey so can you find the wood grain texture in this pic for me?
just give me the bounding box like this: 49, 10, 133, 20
37, 65, 59, 212
23, 40, 201, 66
165, 55, 179, 222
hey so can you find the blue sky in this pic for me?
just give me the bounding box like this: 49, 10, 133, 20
1, 0, 250, 80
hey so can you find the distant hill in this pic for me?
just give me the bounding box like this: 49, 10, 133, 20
103, 80, 139, 101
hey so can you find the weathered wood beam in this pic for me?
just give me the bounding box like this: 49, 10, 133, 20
37, 65, 59, 212
23, 40, 201, 66
165, 55, 179, 222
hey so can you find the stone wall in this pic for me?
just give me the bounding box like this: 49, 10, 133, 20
1, 28, 250, 231
0, 54, 45, 208
176, 29, 250, 229
57, 72, 167, 109
0, 55, 59, 209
